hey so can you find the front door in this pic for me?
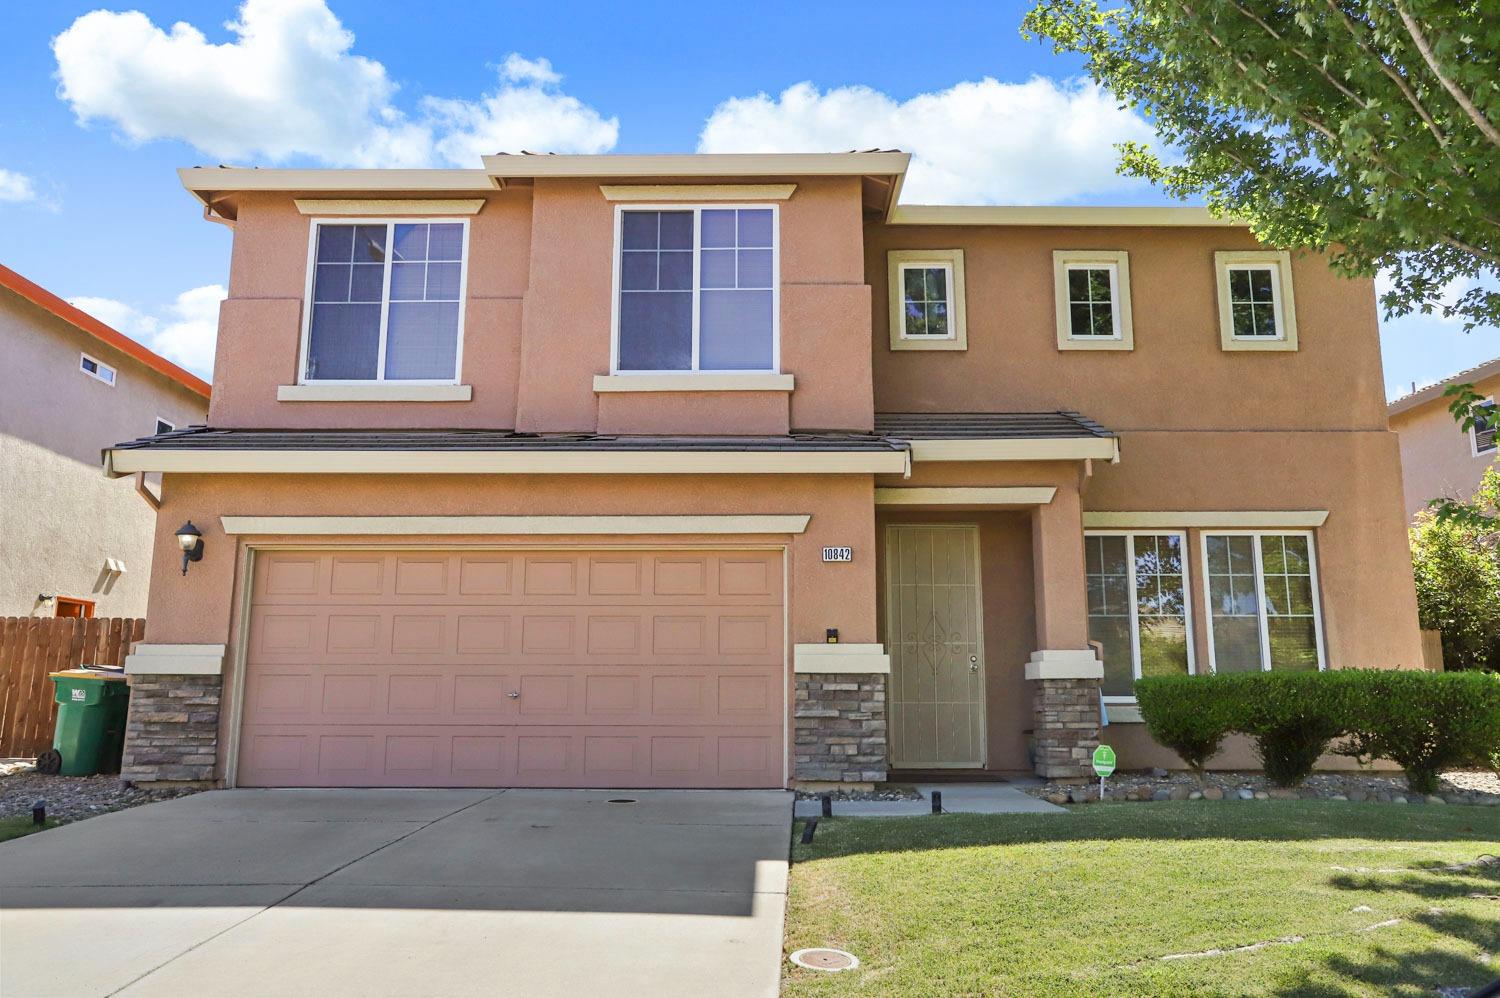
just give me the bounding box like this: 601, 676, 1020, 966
885, 524, 986, 768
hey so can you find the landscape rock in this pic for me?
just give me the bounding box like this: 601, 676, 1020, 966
1203, 787, 1224, 800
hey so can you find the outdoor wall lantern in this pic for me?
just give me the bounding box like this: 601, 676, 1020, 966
175, 521, 204, 575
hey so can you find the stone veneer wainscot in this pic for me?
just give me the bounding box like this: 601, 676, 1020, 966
120, 673, 222, 785
794, 673, 888, 783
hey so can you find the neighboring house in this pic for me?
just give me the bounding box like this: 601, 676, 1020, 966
0, 264, 209, 619
1387, 356, 1500, 521
106, 152, 1422, 789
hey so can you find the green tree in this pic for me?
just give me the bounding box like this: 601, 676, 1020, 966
1410, 464, 1500, 670
1021, 1, 1500, 329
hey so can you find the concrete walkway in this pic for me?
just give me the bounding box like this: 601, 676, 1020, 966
792, 782, 1067, 818
0, 788, 792, 998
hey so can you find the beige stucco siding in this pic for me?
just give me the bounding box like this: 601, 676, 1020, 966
0, 288, 208, 616
1389, 369, 1500, 520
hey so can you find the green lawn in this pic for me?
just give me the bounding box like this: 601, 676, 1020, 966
0, 816, 56, 843
785, 803, 1500, 997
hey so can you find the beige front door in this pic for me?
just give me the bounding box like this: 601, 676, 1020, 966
885, 524, 985, 768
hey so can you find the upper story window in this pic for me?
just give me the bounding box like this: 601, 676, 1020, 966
80, 353, 116, 385
1472, 398, 1497, 456
614, 206, 778, 373
1214, 250, 1298, 352
886, 249, 967, 351
302, 220, 468, 383
154, 418, 175, 436
1053, 250, 1133, 351
1204, 531, 1324, 672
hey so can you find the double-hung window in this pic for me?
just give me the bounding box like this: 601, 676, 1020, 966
1470, 398, 1497, 456
886, 249, 967, 351
1053, 250, 1132, 350
1085, 532, 1192, 699
614, 206, 778, 373
1214, 250, 1298, 351
303, 219, 468, 383
1203, 532, 1324, 672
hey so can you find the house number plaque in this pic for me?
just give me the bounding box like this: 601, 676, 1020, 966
821, 546, 853, 563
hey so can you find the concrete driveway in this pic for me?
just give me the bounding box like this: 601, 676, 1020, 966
0, 788, 792, 998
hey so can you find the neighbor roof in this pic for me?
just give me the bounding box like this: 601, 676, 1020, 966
1387, 356, 1500, 417
0, 263, 211, 399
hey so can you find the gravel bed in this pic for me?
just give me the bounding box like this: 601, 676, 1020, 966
1024, 769, 1500, 806
795, 784, 923, 802
0, 763, 200, 824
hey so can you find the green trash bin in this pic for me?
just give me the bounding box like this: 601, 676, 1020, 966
41, 670, 131, 776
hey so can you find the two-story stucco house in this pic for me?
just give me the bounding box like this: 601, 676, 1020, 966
1, 264, 209, 618
106, 152, 1422, 788
1388, 356, 1500, 521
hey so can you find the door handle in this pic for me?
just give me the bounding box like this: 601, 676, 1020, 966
506, 691, 520, 699
969, 656, 979, 673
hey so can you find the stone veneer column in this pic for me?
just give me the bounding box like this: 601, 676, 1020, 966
120, 644, 226, 787
792, 643, 890, 786
1027, 661, 1102, 779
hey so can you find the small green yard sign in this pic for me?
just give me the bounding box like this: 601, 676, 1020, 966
1092, 744, 1117, 778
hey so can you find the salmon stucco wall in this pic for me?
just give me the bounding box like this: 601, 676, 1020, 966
1389, 369, 1500, 520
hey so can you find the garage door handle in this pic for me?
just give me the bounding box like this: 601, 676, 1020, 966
506, 691, 520, 699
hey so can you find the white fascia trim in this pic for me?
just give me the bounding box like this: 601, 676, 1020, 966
1082, 510, 1329, 528
277, 384, 473, 402
219, 514, 812, 536
1024, 649, 1104, 681
874, 486, 1057, 506
888, 205, 1246, 227
908, 438, 1119, 462
179, 168, 495, 200
483, 152, 911, 179
593, 374, 794, 393
294, 199, 485, 216
600, 184, 796, 202
125, 643, 227, 676
106, 449, 909, 476
794, 643, 891, 674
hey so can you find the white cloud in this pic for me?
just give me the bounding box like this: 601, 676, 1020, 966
52, 0, 617, 167
698, 77, 1160, 205
69, 286, 225, 381
0, 168, 39, 203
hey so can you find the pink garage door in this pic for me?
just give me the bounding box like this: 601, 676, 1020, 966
235, 550, 785, 788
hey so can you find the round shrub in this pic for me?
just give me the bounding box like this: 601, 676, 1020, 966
1336, 670, 1500, 794
1134, 675, 1236, 782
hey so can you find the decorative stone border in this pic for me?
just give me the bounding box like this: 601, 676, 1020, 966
1025, 770, 1500, 806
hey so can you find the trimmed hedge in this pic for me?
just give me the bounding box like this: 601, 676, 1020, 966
1134, 670, 1500, 789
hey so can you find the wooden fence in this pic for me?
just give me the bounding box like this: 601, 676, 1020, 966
0, 617, 145, 757
1419, 628, 1446, 671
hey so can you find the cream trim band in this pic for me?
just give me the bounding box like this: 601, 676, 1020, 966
1082, 510, 1329, 528
1024, 649, 1104, 681
106, 449, 910, 477
907, 438, 1119, 462
793, 643, 891, 674
277, 384, 473, 402
593, 374, 794, 393
125, 644, 227, 676
219, 515, 812, 536
888, 205, 1246, 227
875, 486, 1056, 506
294, 199, 485, 216
600, 184, 796, 202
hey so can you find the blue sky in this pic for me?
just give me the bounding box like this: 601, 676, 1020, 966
0, 0, 1493, 395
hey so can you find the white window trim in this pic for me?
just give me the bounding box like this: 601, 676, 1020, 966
1200, 529, 1326, 674
1470, 396, 1497, 457
297, 217, 471, 386
1053, 250, 1133, 351
886, 249, 967, 351
1214, 250, 1298, 351
1085, 530, 1196, 703
609, 203, 782, 376
154, 417, 175, 435
80, 352, 116, 386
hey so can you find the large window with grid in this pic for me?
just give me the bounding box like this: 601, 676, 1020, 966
1471, 398, 1497, 456
614, 206, 778, 373
1085, 532, 1193, 699
1204, 532, 1324, 673
302, 220, 468, 383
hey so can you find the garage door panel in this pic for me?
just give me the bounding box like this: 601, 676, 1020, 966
239, 549, 786, 788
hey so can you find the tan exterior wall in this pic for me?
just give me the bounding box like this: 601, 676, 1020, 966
1389, 369, 1500, 520
141, 471, 879, 782
208, 178, 873, 434
0, 289, 207, 617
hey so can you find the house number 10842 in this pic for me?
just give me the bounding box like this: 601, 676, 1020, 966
822, 547, 853, 563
